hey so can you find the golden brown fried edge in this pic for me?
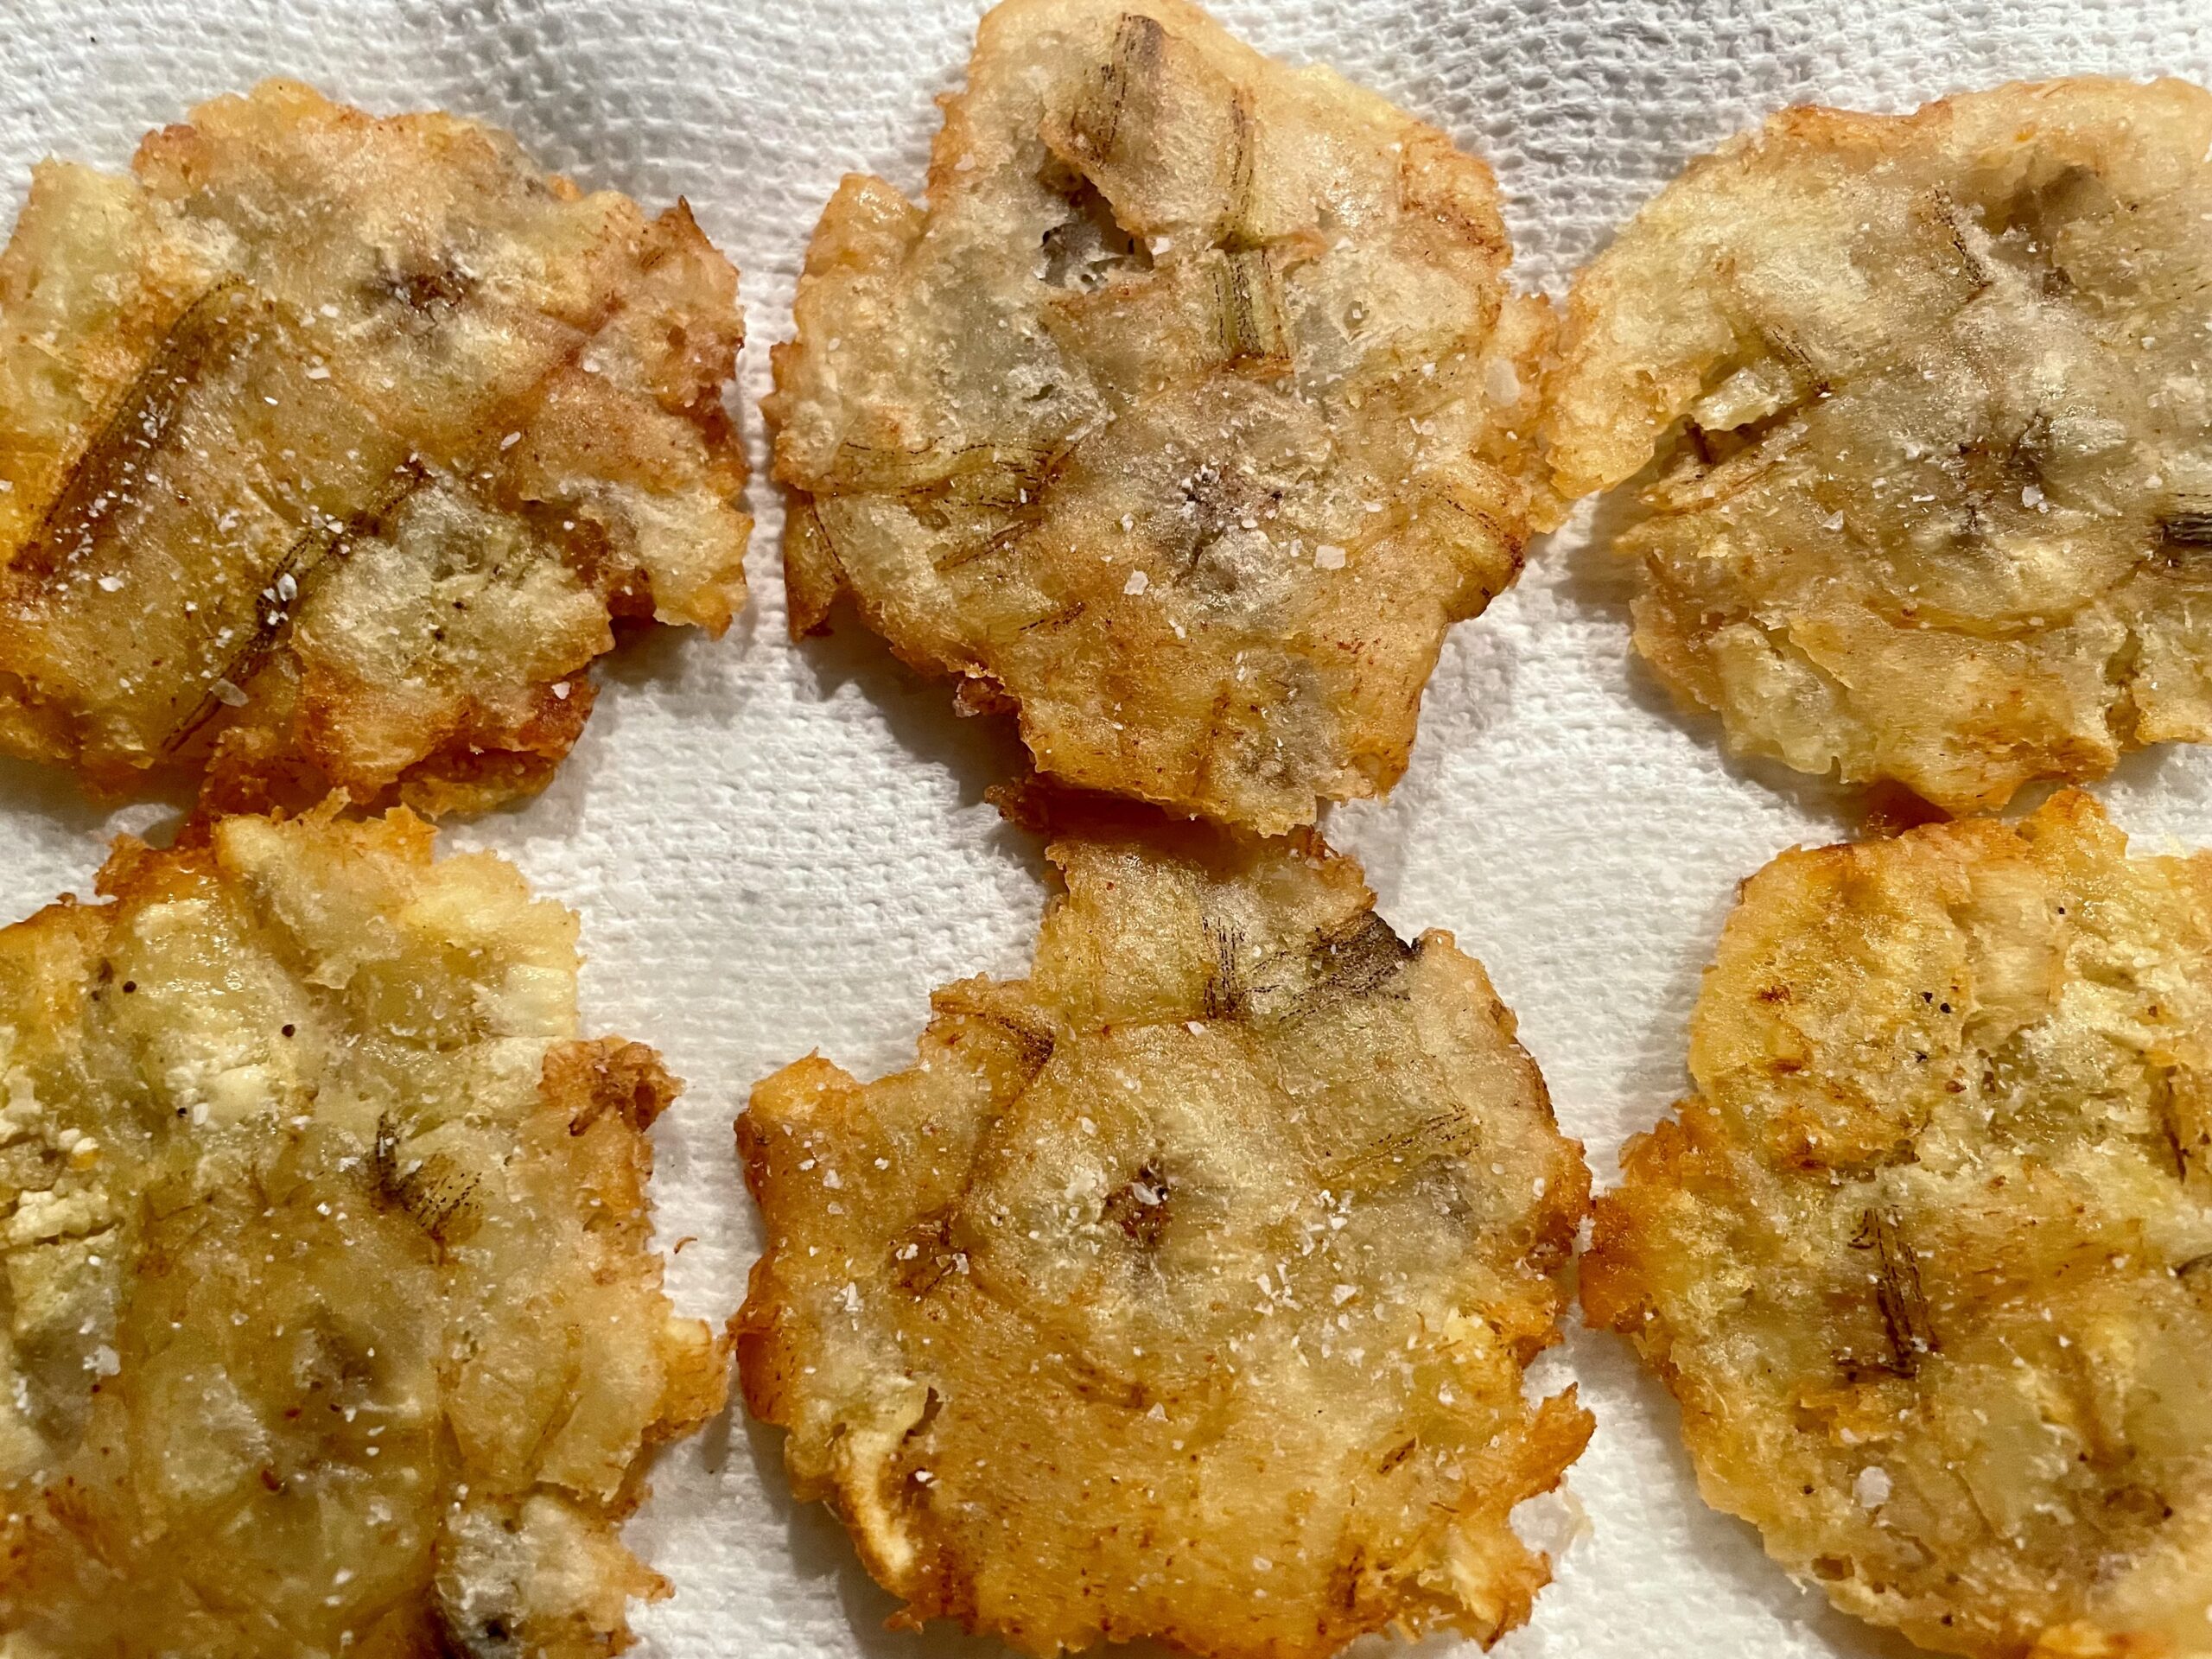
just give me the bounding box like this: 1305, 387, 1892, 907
0, 79, 749, 816
1586, 790, 2212, 1658
0, 804, 728, 1657
737, 785, 1590, 1659
766, 0, 1550, 834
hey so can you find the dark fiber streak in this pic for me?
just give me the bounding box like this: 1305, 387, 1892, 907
16, 278, 257, 584
164, 459, 429, 752
1849, 1206, 1937, 1376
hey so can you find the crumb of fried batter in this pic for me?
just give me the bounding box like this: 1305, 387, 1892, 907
767, 0, 1548, 834
0, 79, 749, 815
0, 803, 728, 1657
1587, 789, 2212, 1658
1541, 77, 2212, 816
739, 785, 1589, 1659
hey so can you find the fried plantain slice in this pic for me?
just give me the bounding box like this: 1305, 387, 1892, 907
0, 804, 728, 1657
1541, 78, 2212, 815
739, 787, 1590, 1658
1586, 791, 2212, 1658
0, 79, 748, 814
766, 0, 1549, 834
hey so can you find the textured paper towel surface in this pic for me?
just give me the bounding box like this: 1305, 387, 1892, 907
3, 1, 2211, 1655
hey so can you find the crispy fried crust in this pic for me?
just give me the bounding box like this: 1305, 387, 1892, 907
0, 806, 728, 1657
1586, 791, 2212, 1658
0, 80, 749, 814
1541, 78, 2212, 814
766, 0, 1549, 833
739, 790, 1590, 1657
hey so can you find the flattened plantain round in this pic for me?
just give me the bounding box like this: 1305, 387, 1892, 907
741, 788, 1589, 1658
1542, 79, 2212, 814
0, 807, 727, 1657
1588, 791, 2212, 1657
0, 81, 749, 814
768, 0, 1548, 833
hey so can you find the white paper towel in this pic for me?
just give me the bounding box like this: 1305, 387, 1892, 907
3, 1, 2211, 1655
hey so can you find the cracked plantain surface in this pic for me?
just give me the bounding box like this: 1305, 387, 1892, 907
766, 0, 1548, 834
739, 789, 1590, 1658
1586, 791, 2212, 1658
0, 805, 728, 1657
1541, 78, 2212, 815
0, 79, 748, 815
